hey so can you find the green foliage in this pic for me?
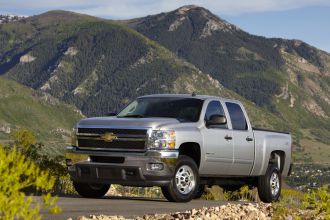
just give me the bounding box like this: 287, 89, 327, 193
201, 185, 256, 202
303, 187, 330, 219
10, 129, 75, 194
0, 76, 82, 154
223, 186, 256, 202
0, 144, 60, 219
273, 188, 330, 219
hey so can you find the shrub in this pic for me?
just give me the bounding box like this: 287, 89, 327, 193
303, 187, 330, 219
273, 188, 330, 219
11, 128, 74, 194
272, 189, 305, 219
0, 144, 60, 219
223, 186, 256, 202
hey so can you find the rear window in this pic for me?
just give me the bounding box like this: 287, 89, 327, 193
225, 102, 248, 130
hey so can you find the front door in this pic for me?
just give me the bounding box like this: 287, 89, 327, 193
200, 100, 233, 175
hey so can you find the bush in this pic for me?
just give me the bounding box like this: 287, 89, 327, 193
223, 186, 256, 202
303, 187, 330, 219
201, 185, 257, 201
273, 188, 330, 219
0, 144, 60, 219
11, 128, 75, 195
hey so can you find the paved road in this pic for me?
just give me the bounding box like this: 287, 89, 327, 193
39, 196, 229, 219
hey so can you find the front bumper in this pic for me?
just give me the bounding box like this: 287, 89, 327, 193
65, 146, 178, 186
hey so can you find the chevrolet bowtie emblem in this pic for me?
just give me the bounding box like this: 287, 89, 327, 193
101, 132, 118, 142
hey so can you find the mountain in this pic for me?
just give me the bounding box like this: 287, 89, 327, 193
0, 76, 83, 155
0, 8, 329, 162
125, 5, 330, 162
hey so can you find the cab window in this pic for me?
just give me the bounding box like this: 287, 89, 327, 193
204, 101, 227, 129
225, 102, 248, 130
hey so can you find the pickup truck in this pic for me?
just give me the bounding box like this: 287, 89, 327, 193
66, 94, 292, 202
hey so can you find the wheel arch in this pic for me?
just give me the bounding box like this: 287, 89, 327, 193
269, 150, 286, 173
178, 142, 201, 168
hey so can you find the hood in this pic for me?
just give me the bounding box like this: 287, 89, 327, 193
77, 117, 180, 130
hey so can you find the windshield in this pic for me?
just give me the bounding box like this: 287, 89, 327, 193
117, 97, 203, 122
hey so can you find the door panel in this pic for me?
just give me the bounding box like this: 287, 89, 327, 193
200, 100, 233, 175
231, 130, 254, 175
201, 128, 233, 175
225, 102, 254, 175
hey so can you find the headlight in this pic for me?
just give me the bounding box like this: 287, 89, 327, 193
71, 127, 78, 146
147, 129, 176, 149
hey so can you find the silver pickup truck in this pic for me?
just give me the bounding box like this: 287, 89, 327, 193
66, 94, 292, 202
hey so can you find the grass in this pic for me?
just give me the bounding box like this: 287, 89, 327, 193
273, 187, 330, 219
300, 139, 330, 163
0, 77, 83, 155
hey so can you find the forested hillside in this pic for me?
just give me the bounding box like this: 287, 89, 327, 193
126, 5, 330, 162
0, 76, 82, 154
0, 7, 329, 162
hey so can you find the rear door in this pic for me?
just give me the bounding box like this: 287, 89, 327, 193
200, 100, 233, 175
225, 102, 254, 175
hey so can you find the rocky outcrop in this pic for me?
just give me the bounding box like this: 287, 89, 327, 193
0, 124, 11, 134
20, 54, 36, 63
64, 47, 78, 56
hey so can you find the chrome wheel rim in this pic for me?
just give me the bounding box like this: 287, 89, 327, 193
270, 172, 280, 197
175, 165, 196, 195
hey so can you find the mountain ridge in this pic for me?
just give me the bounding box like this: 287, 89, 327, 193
0, 6, 329, 162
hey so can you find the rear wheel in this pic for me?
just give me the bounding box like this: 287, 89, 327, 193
161, 156, 199, 202
258, 164, 281, 202
73, 182, 110, 198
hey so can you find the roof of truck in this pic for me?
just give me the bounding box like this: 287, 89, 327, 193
138, 94, 239, 103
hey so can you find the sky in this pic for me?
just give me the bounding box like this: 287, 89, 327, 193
1, 0, 329, 52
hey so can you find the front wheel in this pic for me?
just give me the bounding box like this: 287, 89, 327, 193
161, 156, 199, 202
73, 182, 110, 198
257, 164, 281, 202
194, 184, 205, 199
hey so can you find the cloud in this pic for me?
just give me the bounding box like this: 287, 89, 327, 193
1, 0, 330, 18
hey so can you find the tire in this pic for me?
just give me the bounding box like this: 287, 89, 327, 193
161, 155, 199, 202
194, 184, 205, 199
73, 182, 110, 198
257, 164, 281, 203
161, 186, 174, 202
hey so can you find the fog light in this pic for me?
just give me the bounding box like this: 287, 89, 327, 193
149, 163, 164, 171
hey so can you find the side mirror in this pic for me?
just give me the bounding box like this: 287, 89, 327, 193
206, 115, 227, 126
106, 112, 117, 116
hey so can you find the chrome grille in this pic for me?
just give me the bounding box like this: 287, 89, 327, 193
76, 128, 148, 151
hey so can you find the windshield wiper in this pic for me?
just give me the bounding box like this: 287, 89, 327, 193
120, 114, 145, 118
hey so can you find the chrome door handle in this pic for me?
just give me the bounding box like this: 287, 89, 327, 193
224, 135, 232, 140
246, 137, 253, 142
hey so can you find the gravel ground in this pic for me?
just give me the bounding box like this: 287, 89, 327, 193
71, 203, 273, 220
